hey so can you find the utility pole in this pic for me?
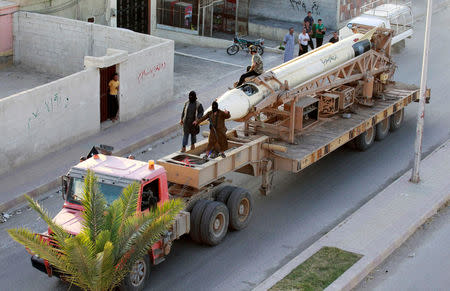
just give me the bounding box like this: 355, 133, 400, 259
411, 0, 432, 183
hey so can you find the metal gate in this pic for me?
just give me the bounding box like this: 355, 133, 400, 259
117, 0, 149, 34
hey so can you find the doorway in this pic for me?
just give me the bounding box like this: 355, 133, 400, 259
99, 65, 118, 123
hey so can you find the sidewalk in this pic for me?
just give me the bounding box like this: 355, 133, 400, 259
254, 140, 450, 291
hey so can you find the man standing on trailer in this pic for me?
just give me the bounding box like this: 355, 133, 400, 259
283, 27, 295, 62
180, 91, 204, 152
329, 31, 339, 43
193, 101, 230, 159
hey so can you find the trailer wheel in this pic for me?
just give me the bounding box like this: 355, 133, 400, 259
120, 255, 150, 291
227, 188, 253, 231
390, 109, 404, 132
190, 199, 209, 243
375, 117, 390, 141
216, 185, 236, 204
200, 201, 229, 246
354, 126, 375, 151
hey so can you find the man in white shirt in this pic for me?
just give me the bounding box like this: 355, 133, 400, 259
298, 27, 310, 56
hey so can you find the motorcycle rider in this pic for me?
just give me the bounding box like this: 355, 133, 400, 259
236, 45, 264, 87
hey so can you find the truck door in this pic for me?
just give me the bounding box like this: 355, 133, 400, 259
141, 178, 161, 212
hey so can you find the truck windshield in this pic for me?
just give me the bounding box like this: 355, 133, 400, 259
69, 178, 125, 205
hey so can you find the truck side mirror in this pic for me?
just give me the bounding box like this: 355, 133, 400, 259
61, 176, 69, 200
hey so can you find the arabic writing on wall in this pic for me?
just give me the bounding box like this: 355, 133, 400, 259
289, 0, 320, 15
137, 62, 167, 84
27, 93, 70, 130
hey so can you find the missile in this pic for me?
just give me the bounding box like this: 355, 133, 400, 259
207, 29, 375, 121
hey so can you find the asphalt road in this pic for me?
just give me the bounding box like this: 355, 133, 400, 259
1, 3, 449, 290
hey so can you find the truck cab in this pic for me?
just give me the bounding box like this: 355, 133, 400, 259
31, 154, 190, 288
339, 1, 413, 45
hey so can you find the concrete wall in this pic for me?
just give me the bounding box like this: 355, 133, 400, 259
14, 11, 169, 75
119, 41, 174, 121
13, 12, 92, 76
11, 0, 109, 24
249, 0, 338, 30
0, 68, 99, 175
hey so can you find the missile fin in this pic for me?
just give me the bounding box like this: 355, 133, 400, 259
359, 27, 377, 42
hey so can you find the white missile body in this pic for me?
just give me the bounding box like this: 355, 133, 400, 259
209, 33, 368, 120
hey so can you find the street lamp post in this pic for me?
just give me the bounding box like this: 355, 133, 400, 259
411, 0, 433, 183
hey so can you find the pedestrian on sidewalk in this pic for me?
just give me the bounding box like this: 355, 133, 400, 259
193, 101, 230, 159
313, 19, 326, 47
303, 11, 314, 27
298, 28, 310, 56
283, 27, 295, 62
236, 45, 264, 87
304, 21, 315, 50
329, 31, 339, 43
108, 73, 120, 122
180, 91, 204, 152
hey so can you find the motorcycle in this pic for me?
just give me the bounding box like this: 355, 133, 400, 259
226, 35, 264, 56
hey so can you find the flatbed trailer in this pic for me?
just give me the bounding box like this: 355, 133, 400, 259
158, 82, 419, 204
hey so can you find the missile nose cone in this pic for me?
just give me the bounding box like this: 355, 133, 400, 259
207, 89, 251, 120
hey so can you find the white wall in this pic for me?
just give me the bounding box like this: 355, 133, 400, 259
0, 69, 99, 175
119, 41, 174, 121
13, 11, 92, 76
13, 12, 170, 76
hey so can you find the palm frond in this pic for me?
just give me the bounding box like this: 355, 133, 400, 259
64, 235, 97, 289
81, 170, 106, 245
94, 230, 111, 254
24, 195, 69, 242
95, 241, 116, 290
118, 199, 184, 271
7, 228, 68, 273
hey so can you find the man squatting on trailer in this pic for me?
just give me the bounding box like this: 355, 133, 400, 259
193, 101, 230, 159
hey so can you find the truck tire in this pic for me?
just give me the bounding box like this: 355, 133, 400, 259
354, 126, 375, 151
390, 109, 404, 132
120, 255, 150, 291
216, 185, 236, 204
190, 199, 209, 243
375, 117, 390, 141
200, 201, 229, 246
227, 188, 253, 231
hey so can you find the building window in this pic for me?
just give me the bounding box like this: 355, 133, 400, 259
156, 0, 198, 31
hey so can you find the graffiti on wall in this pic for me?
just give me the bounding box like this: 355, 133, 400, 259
289, 0, 320, 15
27, 93, 70, 130
137, 62, 167, 84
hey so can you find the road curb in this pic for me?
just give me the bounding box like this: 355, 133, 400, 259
0, 122, 180, 213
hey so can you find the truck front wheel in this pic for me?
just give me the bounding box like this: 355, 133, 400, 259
227, 188, 253, 230
200, 201, 229, 246
121, 255, 150, 291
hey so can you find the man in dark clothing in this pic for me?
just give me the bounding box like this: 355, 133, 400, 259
194, 101, 230, 159
329, 31, 339, 43
304, 11, 314, 27
304, 21, 315, 50
180, 91, 204, 152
